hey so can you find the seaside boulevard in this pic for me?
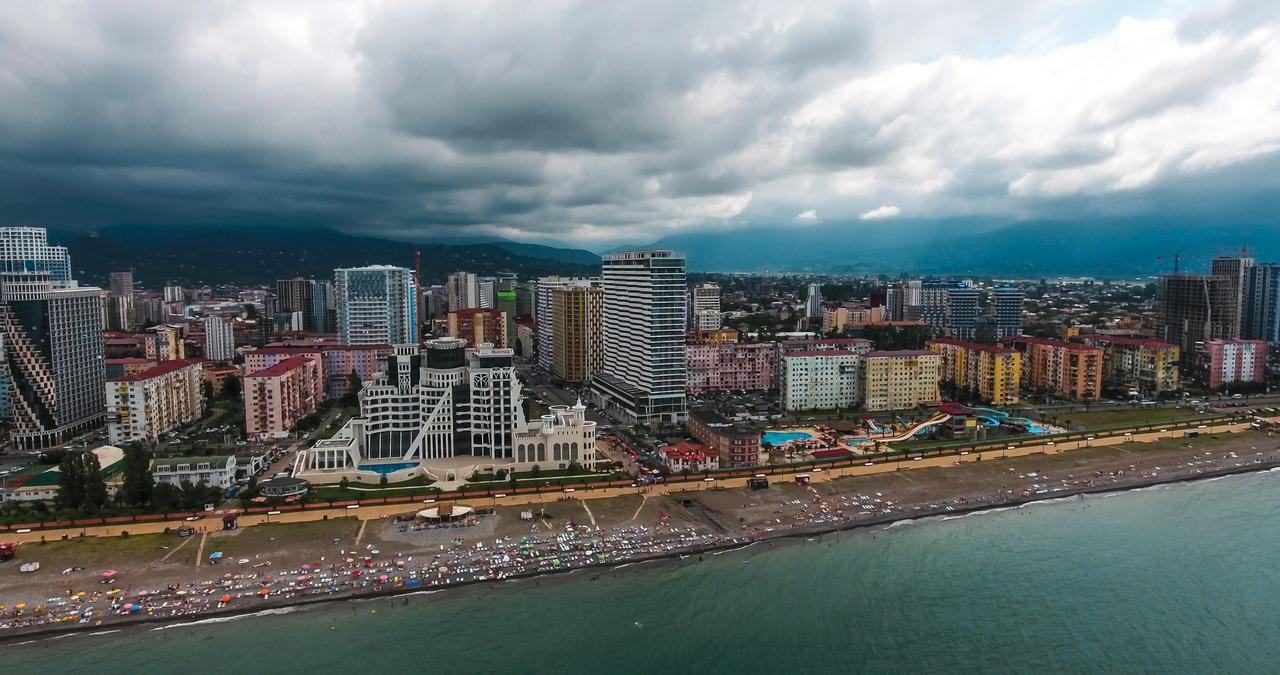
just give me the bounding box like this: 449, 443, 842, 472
0, 418, 1268, 640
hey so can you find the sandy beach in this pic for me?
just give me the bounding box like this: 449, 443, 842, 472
3, 427, 1277, 641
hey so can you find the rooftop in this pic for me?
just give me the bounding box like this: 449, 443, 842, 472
929, 339, 1016, 354
110, 358, 203, 383
245, 356, 314, 378
153, 455, 234, 469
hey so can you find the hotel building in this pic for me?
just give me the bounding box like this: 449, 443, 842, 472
551, 282, 604, 384
590, 251, 687, 423
336, 265, 417, 346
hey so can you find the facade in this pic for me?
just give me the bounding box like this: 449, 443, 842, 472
928, 339, 1022, 405
688, 409, 761, 468
203, 315, 236, 361
245, 343, 390, 400
691, 282, 722, 331
1210, 254, 1254, 339
663, 441, 721, 474
686, 340, 774, 395
1195, 339, 1266, 390
590, 251, 687, 423
863, 350, 942, 412
276, 277, 332, 332
145, 325, 185, 361
295, 339, 600, 478
446, 272, 480, 312
153, 455, 237, 489
1158, 274, 1236, 365
335, 265, 417, 346
243, 356, 323, 440
991, 287, 1025, 339
447, 308, 509, 348
106, 358, 206, 445
551, 282, 604, 384
0, 259, 107, 450
1243, 263, 1280, 342
1074, 335, 1181, 396
804, 283, 823, 323
0, 226, 71, 283
781, 350, 863, 411
534, 276, 575, 373
1006, 336, 1103, 400
945, 287, 980, 340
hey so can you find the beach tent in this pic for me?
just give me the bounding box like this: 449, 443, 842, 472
209, 551, 224, 564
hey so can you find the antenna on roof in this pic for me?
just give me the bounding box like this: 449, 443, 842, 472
1173, 251, 1180, 275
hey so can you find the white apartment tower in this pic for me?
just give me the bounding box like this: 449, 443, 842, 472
590, 250, 687, 423
691, 282, 722, 331
336, 265, 418, 346
203, 315, 236, 362
534, 276, 574, 373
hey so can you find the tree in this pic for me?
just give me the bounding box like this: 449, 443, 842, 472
339, 476, 350, 492
222, 374, 241, 400
201, 378, 214, 403
120, 443, 154, 507
379, 474, 388, 488
566, 460, 582, 475
82, 452, 108, 513
342, 369, 364, 406
57, 453, 86, 511
530, 464, 541, 478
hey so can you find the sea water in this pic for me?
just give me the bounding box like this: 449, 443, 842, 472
9, 471, 1280, 674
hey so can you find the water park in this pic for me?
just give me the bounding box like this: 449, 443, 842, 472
761, 405, 1064, 463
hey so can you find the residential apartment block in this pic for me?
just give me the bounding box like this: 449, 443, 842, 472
863, 350, 942, 412
686, 340, 774, 395
1006, 336, 1103, 400
1195, 339, 1266, 390
1073, 335, 1181, 396
688, 409, 761, 467
928, 339, 1022, 405
243, 356, 323, 440
106, 358, 206, 445
551, 282, 604, 384
447, 308, 509, 349
781, 350, 863, 411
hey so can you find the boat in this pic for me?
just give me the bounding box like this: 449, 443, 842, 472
19, 561, 40, 573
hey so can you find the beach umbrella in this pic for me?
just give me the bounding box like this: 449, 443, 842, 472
257, 588, 270, 597
130, 605, 142, 613
15, 602, 26, 610
122, 603, 134, 611
301, 564, 311, 571
377, 574, 389, 583
219, 594, 232, 603
223, 573, 234, 580
136, 590, 149, 598
405, 579, 420, 586
101, 570, 117, 579
296, 575, 308, 583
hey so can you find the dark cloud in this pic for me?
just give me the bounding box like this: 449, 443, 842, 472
0, 1, 1276, 248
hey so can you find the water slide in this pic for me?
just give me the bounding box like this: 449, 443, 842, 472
964, 407, 1048, 434
876, 413, 952, 444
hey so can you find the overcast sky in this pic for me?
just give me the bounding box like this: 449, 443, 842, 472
1, 0, 1277, 249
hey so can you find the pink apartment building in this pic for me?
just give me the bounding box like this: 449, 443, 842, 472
243, 356, 323, 440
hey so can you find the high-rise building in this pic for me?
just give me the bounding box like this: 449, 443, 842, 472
108, 270, 138, 331
804, 283, 823, 323
991, 287, 1025, 339
534, 276, 575, 373
1158, 274, 1236, 365
914, 280, 952, 335
691, 282, 722, 331
163, 285, 185, 303
0, 228, 107, 450
203, 315, 236, 362
591, 251, 687, 423
781, 350, 863, 411
551, 282, 604, 384
1243, 263, 1280, 342
945, 287, 980, 340
447, 308, 509, 348
311, 280, 334, 333
1074, 335, 1181, 396
1210, 252, 1254, 338
0, 226, 71, 283
335, 265, 417, 346
244, 356, 323, 440
277, 277, 332, 333
446, 272, 479, 312
477, 277, 496, 309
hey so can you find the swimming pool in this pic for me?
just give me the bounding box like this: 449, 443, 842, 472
761, 431, 813, 445
357, 462, 419, 475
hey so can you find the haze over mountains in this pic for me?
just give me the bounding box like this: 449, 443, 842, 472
51, 221, 1280, 286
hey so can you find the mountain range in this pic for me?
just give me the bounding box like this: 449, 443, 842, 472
621, 219, 1280, 277
47, 220, 1280, 287
50, 225, 602, 288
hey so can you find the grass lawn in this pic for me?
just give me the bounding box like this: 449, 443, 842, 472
1049, 408, 1213, 430
205, 519, 360, 558
309, 478, 440, 502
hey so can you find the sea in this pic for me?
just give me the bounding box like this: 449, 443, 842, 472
9, 470, 1280, 674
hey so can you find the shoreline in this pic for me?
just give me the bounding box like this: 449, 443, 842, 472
5, 452, 1279, 645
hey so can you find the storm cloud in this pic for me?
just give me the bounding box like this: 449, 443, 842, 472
0, 0, 1277, 248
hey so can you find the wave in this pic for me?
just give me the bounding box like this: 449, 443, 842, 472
942, 506, 1016, 521
1017, 495, 1081, 508
151, 606, 304, 631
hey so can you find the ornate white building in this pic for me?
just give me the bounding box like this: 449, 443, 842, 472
295, 338, 599, 483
